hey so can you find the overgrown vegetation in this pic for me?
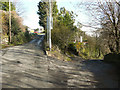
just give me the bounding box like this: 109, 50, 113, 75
0, 2, 32, 48
38, 0, 120, 63
75, 0, 120, 63
37, 1, 106, 60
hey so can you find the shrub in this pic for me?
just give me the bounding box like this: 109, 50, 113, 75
24, 30, 31, 42
11, 31, 32, 45
12, 32, 25, 45
68, 43, 78, 55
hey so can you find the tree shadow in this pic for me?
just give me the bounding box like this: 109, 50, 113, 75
80, 59, 119, 88
48, 68, 69, 88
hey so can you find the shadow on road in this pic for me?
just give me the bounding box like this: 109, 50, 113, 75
1, 35, 119, 88
48, 69, 68, 88
80, 59, 119, 88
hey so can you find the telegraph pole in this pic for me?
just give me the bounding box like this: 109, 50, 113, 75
0, 4, 2, 49
9, 0, 11, 43
47, 8, 49, 44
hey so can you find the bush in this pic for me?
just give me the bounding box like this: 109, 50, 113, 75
11, 31, 32, 45
68, 43, 78, 55
12, 32, 25, 45
24, 30, 31, 42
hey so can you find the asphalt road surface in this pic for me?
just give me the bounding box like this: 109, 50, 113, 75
0, 35, 119, 88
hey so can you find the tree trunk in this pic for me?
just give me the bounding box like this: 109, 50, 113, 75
108, 44, 115, 53
98, 48, 101, 57
64, 46, 67, 54
116, 39, 119, 53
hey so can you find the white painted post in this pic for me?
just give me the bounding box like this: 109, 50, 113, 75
80, 36, 83, 43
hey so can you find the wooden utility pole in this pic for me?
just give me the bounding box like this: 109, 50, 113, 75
9, 0, 11, 43
46, 8, 49, 44
0, 4, 2, 47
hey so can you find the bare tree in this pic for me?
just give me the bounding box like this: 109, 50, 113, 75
97, 0, 120, 53
13, 0, 26, 17
77, 0, 120, 53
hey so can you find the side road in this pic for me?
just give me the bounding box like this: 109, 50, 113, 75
0, 35, 119, 88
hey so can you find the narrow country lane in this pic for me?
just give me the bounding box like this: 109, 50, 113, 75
0, 35, 119, 88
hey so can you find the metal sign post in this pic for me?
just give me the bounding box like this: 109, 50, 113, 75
49, 0, 52, 51
46, 0, 53, 51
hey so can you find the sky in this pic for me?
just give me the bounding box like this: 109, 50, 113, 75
14, 0, 96, 35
